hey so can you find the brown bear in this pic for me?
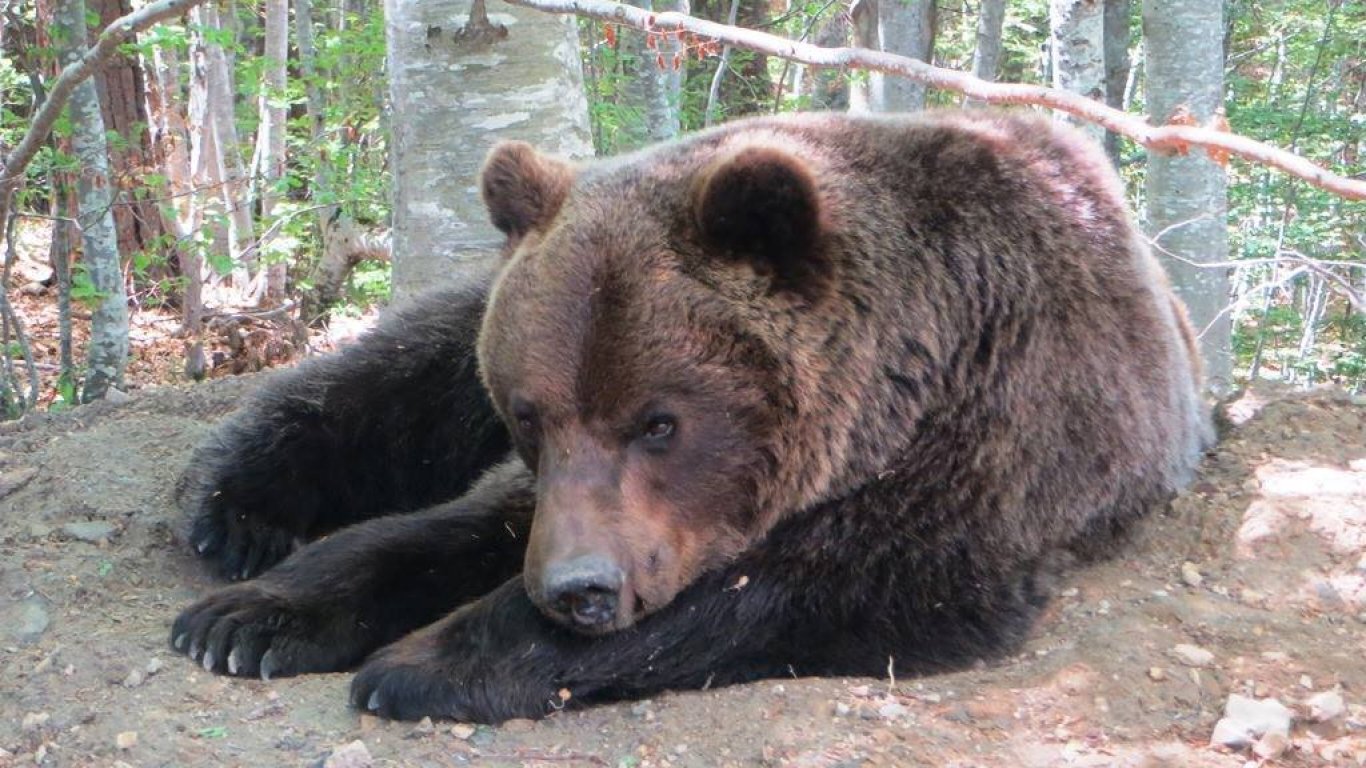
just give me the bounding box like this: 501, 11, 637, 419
170, 111, 1212, 723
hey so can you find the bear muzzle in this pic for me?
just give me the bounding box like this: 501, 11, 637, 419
538, 553, 625, 631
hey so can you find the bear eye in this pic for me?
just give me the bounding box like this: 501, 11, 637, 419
641, 414, 676, 442
510, 402, 538, 435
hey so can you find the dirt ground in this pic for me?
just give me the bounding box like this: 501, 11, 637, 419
1, 379, 1364, 768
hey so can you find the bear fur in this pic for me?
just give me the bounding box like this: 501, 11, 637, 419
171, 111, 1211, 722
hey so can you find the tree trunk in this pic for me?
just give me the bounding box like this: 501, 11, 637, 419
90, 0, 171, 273
1101, 0, 1131, 163
53, 0, 129, 401
257, 0, 289, 303
1143, 0, 1231, 393
879, 0, 935, 111
971, 0, 1005, 84
849, 0, 880, 112
385, 0, 593, 296
1050, 0, 1105, 144
188, 7, 230, 284
622, 0, 684, 145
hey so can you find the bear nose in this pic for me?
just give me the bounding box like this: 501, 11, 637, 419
541, 554, 623, 629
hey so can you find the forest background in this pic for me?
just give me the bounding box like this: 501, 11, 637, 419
0, 0, 1362, 416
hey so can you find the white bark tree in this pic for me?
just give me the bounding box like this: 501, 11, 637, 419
1102, 0, 1131, 162
256, 0, 289, 302
1050, 0, 1105, 143
54, 0, 129, 400
1144, 0, 1232, 393
623, 0, 685, 143
878, 0, 935, 111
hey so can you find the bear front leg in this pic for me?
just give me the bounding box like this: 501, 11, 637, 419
182, 264, 512, 579
171, 460, 534, 678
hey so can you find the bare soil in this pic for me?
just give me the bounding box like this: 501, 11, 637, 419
1, 381, 1364, 767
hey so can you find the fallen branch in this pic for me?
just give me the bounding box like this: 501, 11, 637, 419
505, 0, 1366, 201
0, 0, 209, 225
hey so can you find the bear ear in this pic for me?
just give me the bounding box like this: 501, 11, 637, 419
480, 141, 574, 241
692, 144, 829, 297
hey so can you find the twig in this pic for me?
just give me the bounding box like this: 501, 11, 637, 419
505, 0, 1366, 200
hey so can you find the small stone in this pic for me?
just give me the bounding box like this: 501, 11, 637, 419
1306, 689, 1345, 723
630, 701, 652, 719
1171, 643, 1214, 668
322, 740, 372, 768
61, 521, 115, 543
501, 718, 534, 733
21, 712, 50, 731
1180, 562, 1204, 587
115, 731, 138, 750
877, 701, 907, 720
145, 658, 164, 676
834, 702, 851, 717
1210, 694, 1293, 749
1148, 667, 1167, 682
1060, 588, 1080, 598
1298, 674, 1313, 689
450, 723, 476, 739
673, 744, 689, 755
3, 598, 50, 644
104, 387, 132, 403
122, 669, 145, 688
1252, 730, 1288, 759
407, 716, 434, 738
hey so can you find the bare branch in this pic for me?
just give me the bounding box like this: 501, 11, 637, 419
0, 0, 209, 224
506, 0, 1366, 201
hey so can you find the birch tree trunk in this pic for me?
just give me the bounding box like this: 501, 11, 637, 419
187, 10, 230, 284
1144, 0, 1232, 393
257, 0, 289, 303
53, 0, 129, 401
1102, 0, 1131, 163
1050, 0, 1105, 143
849, 0, 880, 112
878, 0, 935, 111
622, 0, 684, 144
385, 0, 593, 295
971, 0, 1005, 83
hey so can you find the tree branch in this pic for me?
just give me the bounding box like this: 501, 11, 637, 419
0, 0, 209, 223
505, 0, 1366, 201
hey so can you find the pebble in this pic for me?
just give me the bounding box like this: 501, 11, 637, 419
2, 598, 50, 644
1171, 643, 1214, 668
1180, 562, 1204, 587
122, 669, 145, 688
62, 520, 116, 543
1298, 674, 1313, 689
834, 702, 851, 717
21, 712, 49, 732
501, 718, 534, 733
450, 723, 476, 739
1306, 689, 1345, 722
145, 658, 164, 676
1209, 694, 1293, 749
1252, 730, 1289, 759
877, 701, 908, 720
1147, 667, 1167, 682
322, 740, 372, 768
407, 716, 435, 738
116, 731, 138, 750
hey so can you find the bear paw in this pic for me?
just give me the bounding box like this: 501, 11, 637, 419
170, 584, 369, 678
178, 460, 305, 581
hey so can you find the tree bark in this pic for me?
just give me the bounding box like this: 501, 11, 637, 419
90, 0, 171, 271
1101, 0, 1130, 163
849, 0, 880, 112
622, 0, 684, 145
1050, 0, 1105, 143
878, 0, 935, 111
1143, 0, 1231, 393
971, 0, 1005, 84
54, 0, 130, 401
257, 0, 289, 302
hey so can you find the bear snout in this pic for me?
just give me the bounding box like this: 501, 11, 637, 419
537, 553, 626, 632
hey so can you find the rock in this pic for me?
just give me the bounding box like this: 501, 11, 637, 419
834, 702, 851, 717
1180, 562, 1204, 587
322, 740, 372, 768
122, 669, 145, 688
61, 520, 116, 543
104, 387, 132, 404
116, 731, 138, 750
1306, 689, 1345, 722
1147, 667, 1167, 682
877, 701, 908, 720
1210, 694, 1293, 749
145, 658, 164, 676
406, 716, 434, 738
0, 467, 38, 499
1171, 643, 1214, 668
1252, 730, 1289, 759
21, 712, 50, 731
2, 597, 50, 644
501, 718, 534, 733
450, 723, 476, 740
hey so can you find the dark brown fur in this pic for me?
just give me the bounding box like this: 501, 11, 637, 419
172, 111, 1211, 723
